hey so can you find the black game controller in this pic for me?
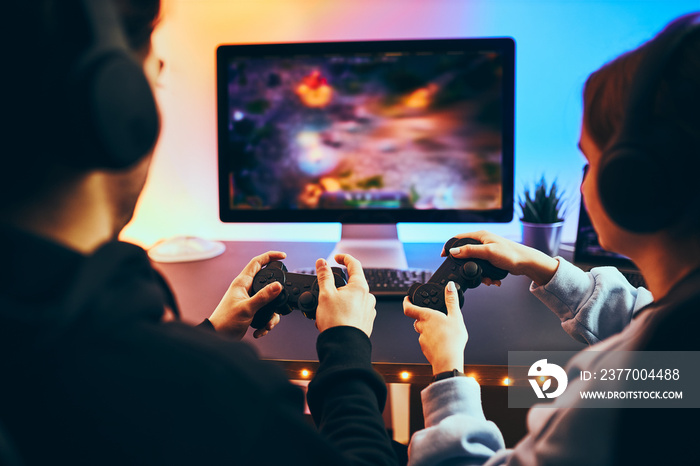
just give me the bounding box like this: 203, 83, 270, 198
250, 261, 348, 329
407, 237, 508, 314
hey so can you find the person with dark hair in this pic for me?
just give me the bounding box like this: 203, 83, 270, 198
403, 12, 700, 466
0, 1, 398, 465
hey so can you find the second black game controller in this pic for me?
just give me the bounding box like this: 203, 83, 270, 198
407, 237, 508, 314
250, 261, 348, 329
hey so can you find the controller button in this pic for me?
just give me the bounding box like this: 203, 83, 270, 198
291, 287, 300, 295
447, 274, 459, 283
421, 291, 429, 298
440, 279, 447, 285
429, 289, 438, 296
431, 297, 439, 304
258, 277, 268, 284
422, 299, 431, 305
286, 281, 292, 286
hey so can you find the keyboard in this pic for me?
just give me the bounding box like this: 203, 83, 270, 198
292, 267, 433, 297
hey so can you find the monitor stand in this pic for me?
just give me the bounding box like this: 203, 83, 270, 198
327, 224, 408, 269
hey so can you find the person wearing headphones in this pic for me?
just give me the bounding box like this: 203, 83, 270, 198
0, 1, 398, 465
404, 12, 700, 466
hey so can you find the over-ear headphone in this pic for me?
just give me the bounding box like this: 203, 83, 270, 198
65, 0, 159, 169
597, 13, 700, 233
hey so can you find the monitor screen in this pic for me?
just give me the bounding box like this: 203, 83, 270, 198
217, 38, 515, 224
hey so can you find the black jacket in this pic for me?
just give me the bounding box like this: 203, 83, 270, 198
0, 227, 398, 465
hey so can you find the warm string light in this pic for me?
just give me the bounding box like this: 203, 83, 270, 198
333, 369, 521, 385
300, 369, 311, 378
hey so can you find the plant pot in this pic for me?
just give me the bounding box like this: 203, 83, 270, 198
521, 221, 564, 256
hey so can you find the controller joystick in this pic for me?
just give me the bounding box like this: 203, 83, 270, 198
407, 237, 508, 314
250, 261, 347, 329
298, 291, 316, 313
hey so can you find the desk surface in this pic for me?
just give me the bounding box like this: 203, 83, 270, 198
154, 241, 585, 366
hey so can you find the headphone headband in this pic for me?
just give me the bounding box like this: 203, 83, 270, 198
598, 12, 700, 233
614, 13, 700, 150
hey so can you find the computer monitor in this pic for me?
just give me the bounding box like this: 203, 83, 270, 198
217, 38, 515, 268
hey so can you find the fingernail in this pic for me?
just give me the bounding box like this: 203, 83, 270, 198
447, 281, 456, 292
449, 247, 460, 255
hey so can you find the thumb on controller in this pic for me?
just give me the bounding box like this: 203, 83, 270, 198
315, 258, 336, 295
250, 281, 284, 309
444, 281, 461, 316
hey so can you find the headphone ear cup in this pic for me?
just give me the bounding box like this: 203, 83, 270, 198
86, 51, 159, 169
598, 146, 678, 233
61, 0, 160, 170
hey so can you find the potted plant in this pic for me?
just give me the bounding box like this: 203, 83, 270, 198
518, 176, 568, 256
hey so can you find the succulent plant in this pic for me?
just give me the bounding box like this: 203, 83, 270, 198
518, 176, 567, 224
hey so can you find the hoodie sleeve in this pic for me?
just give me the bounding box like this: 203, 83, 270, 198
530, 258, 653, 344
407, 377, 505, 466
306, 326, 398, 466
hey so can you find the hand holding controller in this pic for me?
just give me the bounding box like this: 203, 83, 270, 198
407, 237, 508, 313
250, 261, 348, 329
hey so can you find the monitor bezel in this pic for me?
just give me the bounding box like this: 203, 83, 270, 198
217, 37, 515, 224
